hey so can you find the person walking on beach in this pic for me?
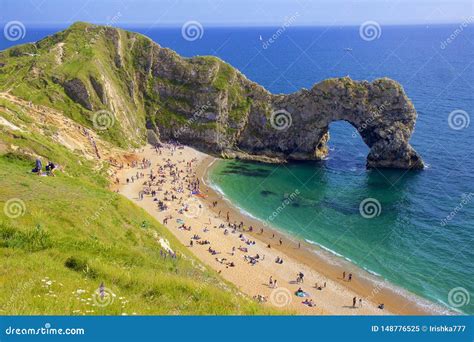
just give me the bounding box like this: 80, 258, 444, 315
352, 297, 356, 308
348, 273, 352, 282
279, 238, 282, 246
269, 276, 273, 288
359, 298, 362, 307
298, 272, 304, 283
342, 271, 346, 280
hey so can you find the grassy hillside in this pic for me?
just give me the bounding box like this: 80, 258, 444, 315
0, 97, 272, 315
0, 22, 148, 148
0, 23, 279, 315
0, 22, 257, 153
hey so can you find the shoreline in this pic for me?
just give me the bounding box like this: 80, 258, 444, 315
116, 144, 449, 315
198, 156, 450, 316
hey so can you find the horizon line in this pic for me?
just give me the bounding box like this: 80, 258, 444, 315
3, 21, 469, 29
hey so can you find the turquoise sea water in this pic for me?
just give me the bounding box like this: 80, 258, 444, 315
2, 25, 473, 314
198, 26, 473, 314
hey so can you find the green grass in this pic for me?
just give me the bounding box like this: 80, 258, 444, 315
212, 61, 235, 91
0, 22, 260, 154
0, 97, 275, 315
0, 23, 289, 314
0, 155, 275, 315
0, 22, 147, 149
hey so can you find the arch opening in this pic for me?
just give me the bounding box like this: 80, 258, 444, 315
325, 120, 369, 170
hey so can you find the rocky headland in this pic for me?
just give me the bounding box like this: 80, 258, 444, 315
0, 22, 423, 169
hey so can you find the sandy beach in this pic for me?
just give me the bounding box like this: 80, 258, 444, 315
114, 144, 438, 315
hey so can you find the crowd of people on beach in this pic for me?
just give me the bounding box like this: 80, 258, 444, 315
118, 142, 386, 313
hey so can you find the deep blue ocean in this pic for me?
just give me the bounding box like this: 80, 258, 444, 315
2, 24, 473, 314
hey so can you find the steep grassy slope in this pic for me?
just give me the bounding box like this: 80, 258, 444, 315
0, 96, 272, 315
0, 22, 263, 154
0, 22, 146, 148
0, 24, 274, 315
0, 22, 250, 149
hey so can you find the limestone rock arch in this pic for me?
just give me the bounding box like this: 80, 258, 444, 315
237, 77, 424, 170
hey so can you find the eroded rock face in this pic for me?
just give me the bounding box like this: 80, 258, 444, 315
237, 78, 424, 169
148, 53, 423, 169
63, 78, 92, 110
89, 76, 106, 105
12, 24, 422, 169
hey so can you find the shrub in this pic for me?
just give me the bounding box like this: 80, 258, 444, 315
64, 256, 98, 278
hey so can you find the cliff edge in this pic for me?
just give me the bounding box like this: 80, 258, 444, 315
0, 22, 423, 169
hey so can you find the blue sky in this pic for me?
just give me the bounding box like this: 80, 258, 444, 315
1, 0, 473, 26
